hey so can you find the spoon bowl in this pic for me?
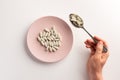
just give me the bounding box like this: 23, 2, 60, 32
69, 13, 84, 28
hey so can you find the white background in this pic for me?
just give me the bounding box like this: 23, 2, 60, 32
0, 0, 120, 80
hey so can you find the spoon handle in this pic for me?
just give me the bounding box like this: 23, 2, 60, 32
82, 27, 108, 53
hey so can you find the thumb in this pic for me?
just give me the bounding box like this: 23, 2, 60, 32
95, 41, 103, 54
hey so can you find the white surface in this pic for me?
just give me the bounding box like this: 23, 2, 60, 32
0, 0, 120, 80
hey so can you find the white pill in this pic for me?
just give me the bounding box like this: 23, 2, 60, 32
51, 35, 55, 39
50, 41, 53, 47
50, 30, 53, 35
49, 47, 52, 52
70, 18, 77, 22
37, 36, 41, 42
51, 42, 54, 47
52, 47, 56, 52
40, 41, 45, 46
47, 32, 50, 36
53, 41, 56, 46
47, 32, 49, 37
43, 36, 47, 41
42, 31, 46, 37
55, 38, 59, 41
50, 36, 54, 41
54, 41, 57, 46
54, 46, 59, 50
44, 42, 48, 47
39, 32, 42, 37
40, 37, 44, 42
77, 20, 83, 25
58, 41, 61, 47
44, 32, 47, 37
46, 45, 49, 51
52, 41, 55, 46
44, 28, 49, 32
48, 37, 52, 41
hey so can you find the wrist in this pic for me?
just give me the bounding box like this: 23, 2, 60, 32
89, 72, 103, 80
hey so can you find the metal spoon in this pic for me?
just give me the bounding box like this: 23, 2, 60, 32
69, 13, 107, 53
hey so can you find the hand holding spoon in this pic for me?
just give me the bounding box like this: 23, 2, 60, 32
69, 13, 107, 53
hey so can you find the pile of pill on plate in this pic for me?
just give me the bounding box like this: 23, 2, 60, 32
37, 26, 61, 52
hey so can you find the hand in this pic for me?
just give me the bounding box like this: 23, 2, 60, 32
84, 36, 109, 80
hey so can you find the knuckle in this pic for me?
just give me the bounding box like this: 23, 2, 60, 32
96, 42, 103, 52
97, 47, 102, 52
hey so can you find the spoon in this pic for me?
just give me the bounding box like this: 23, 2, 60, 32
69, 13, 107, 53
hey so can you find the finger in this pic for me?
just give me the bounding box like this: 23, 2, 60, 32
95, 41, 103, 54
90, 47, 96, 55
94, 36, 105, 42
87, 39, 96, 48
85, 40, 96, 54
86, 39, 94, 43
84, 39, 97, 52
85, 43, 93, 48
85, 42, 93, 48
84, 40, 91, 48
94, 36, 108, 48
85, 39, 95, 46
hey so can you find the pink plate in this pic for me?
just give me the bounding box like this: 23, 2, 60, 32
27, 16, 73, 63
